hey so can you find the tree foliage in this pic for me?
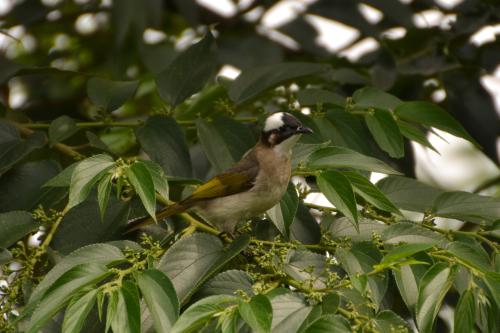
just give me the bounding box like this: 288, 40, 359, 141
0, 1, 499, 333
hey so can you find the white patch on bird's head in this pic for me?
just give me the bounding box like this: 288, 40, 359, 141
264, 112, 285, 132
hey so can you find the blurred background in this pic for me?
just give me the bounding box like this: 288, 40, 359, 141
0, 0, 498, 192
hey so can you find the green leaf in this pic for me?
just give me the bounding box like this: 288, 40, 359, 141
0, 248, 12, 265
197, 270, 254, 298
170, 295, 239, 333
137, 269, 179, 333
321, 293, 340, 314
156, 32, 217, 106
342, 171, 401, 215
395, 101, 476, 144
270, 292, 313, 333
86, 77, 138, 111
323, 217, 387, 242
302, 314, 351, 333
317, 170, 358, 229
365, 108, 404, 158
157, 233, 250, 304
27, 244, 124, 314
283, 249, 329, 289
297, 89, 345, 107
48, 115, 78, 145
26, 263, 109, 333
454, 289, 475, 333
110, 281, 141, 333
267, 182, 298, 239
43, 162, 78, 188
482, 272, 500, 309
432, 191, 500, 224
196, 116, 255, 172
307, 146, 400, 175
136, 116, 192, 178
447, 241, 492, 273
239, 294, 272, 333
0, 211, 38, 248
290, 203, 321, 245
62, 288, 98, 333
353, 87, 402, 110
382, 221, 444, 245
397, 121, 438, 153
126, 161, 157, 222
380, 243, 435, 266
337, 244, 387, 307
68, 154, 115, 210
416, 262, 457, 333
228, 62, 330, 104
372, 310, 410, 333
97, 173, 112, 221
376, 176, 443, 212
86, 131, 114, 154
140, 160, 169, 200
392, 253, 432, 314
291, 142, 330, 170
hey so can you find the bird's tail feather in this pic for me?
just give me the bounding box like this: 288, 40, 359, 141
124, 202, 187, 233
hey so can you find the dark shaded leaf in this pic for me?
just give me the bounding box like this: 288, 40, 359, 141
0, 126, 46, 176
110, 281, 141, 333
48, 115, 78, 145
365, 108, 404, 158
270, 292, 313, 333
382, 221, 444, 245
239, 294, 272, 333
432, 191, 500, 224
380, 243, 435, 266
393, 254, 431, 313
0, 211, 38, 248
482, 272, 500, 309
140, 160, 169, 200
447, 241, 492, 273
372, 310, 410, 333
454, 289, 475, 333
324, 216, 387, 242
297, 89, 345, 107
267, 182, 298, 239
302, 314, 350, 333
197, 270, 254, 298
290, 203, 321, 244
156, 32, 217, 106
62, 288, 98, 333
126, 161, 157, 221
353, 87, 402, 110
97, 173, 112, 221
87, 77, 139, 111
283, 249, 329, 289
397, 121, 438, 153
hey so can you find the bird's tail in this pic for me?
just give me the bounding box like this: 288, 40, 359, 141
125, 202, 187, 233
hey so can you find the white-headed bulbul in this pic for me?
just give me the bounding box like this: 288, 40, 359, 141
128, 112, 313, 233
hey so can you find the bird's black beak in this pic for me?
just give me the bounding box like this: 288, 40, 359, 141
296, 126, 313, 134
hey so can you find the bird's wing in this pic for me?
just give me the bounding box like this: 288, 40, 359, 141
184, 149, 259, 203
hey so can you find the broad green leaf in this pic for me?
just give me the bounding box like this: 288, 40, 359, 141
0, 127, 46, 177
291, 142, 330, 170
302, 314, 351, 333
137, 269, 179, 333
140, 160, 169, 200
170, 295, 239, 333
28, 244, 125, 313
105, 290, 118, 333
100, 127, 136, 155
43, 162, 78, 188
365, 108, 404, 158
136, 116, 192, 177
0, 211, 38, 248
337, 244, 387, 308
416, 262, 457, 333
290, 203, 321, 245
482, 272, 500, 309
380, 243, 435, 266
267, 182, 298, 239
48, 115, 78, 145
283, 249, 329, 289
353, 87, 402, 110
239, 294, 272, 333
454, 289, 475, 333
342, 171, 401, 215
197, 270, 254, 298
86, 131, 114, 154
110, 281, 141, 333
229, 62, 330, 104
377, 176, 443, 212
432, 191, 500, 224
297, 89, 345, 107
26, 263, 109, 333
86, 77, 138, 111
395, 101, 476, 144
52, 198, 130, 254
323, 216, 387, 242
97, 173, 112, 221
62, 288, 98, 333
157, 233, 250, 304
317, 170, 358, 229
321, 293, 340, 314
196, 116, 255, 172
270, 292, 313, 333
126, 161, 157, 221
372, 310, 410, 333
393, 255, 431, 313
382, 221, 444, 245
397, 121, 438, 152
447, 241, 492, 273
307, 146, 400, 175
68, 154, 115, 209
156, 32, 217, 106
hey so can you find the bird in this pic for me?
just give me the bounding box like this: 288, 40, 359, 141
128, 112, 313, 234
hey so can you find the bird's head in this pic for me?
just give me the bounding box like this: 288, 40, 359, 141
261, 112, 313, 153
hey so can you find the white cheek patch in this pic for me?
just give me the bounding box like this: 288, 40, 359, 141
264, 112, 284, 132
